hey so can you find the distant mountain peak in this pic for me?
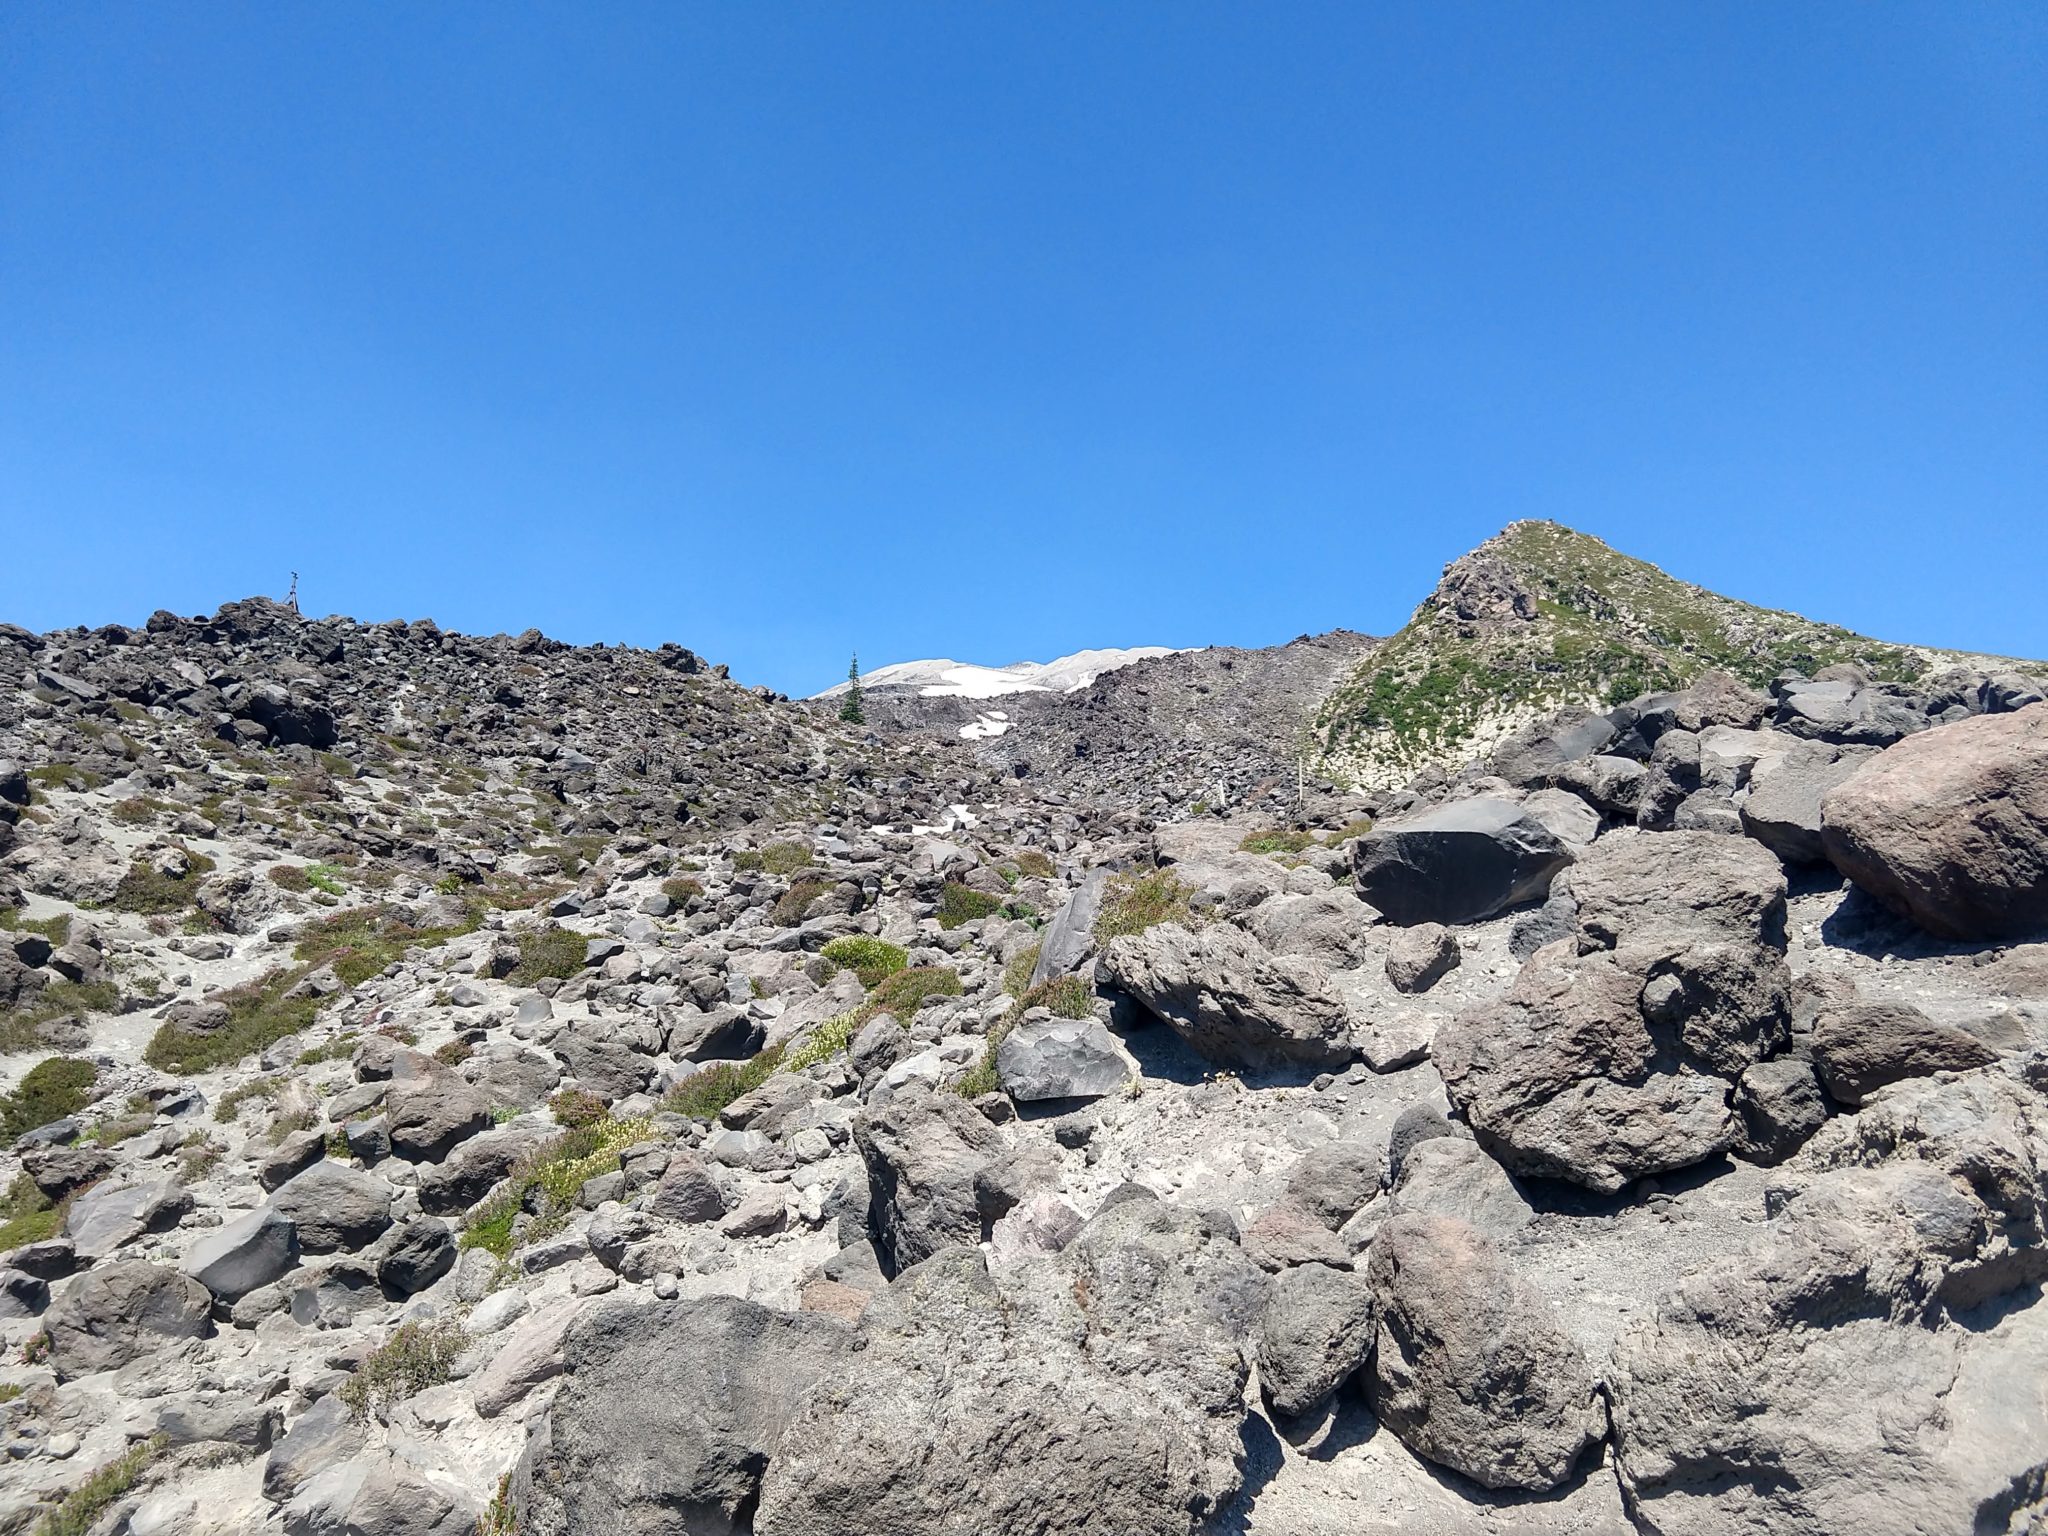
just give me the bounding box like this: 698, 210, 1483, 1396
813, 646, 1180, 702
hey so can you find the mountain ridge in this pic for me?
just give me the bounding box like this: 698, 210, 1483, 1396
1308, 519, 2028, 789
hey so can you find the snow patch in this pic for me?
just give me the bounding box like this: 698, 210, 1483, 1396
959, 711, 1012, 740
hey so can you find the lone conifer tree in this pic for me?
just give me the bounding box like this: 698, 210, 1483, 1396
840, 654, 865, 724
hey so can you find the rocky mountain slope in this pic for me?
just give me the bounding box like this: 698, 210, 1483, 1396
0, 578, 2045, 1536
1312, 520, 2021, 789
830, 629, 1380, 824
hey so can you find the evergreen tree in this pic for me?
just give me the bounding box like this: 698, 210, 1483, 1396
840, 654, 865, 724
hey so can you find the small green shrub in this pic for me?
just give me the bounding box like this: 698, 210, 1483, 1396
476, 1475, 520, 1536
265, 1104, 316, 1145
460, 1115, 655, 1257
1239, 829, 1315, 856
782, 964, 961, 1074
820, 935, 908, 990
1323, 816, 1375, 845
27, 764, 103, 793
772, 879, 826, 927
1008, 973, 1095, 1025
1002, 944, 1043, 998
661, 875, 704, 904
0, 980, 121, 1055
110, 850, 217, 915
509, 925, 587, 985
86, 1111, 155, 1147
145, 972, 321, 1075
304, 863, 348, 896
0, 1172, 61, 1250
339, 1320, 465, 1422
34, 1432, 166, 1536
936, 882, 1002, 930
296, 905, 479, 988
433, 1039, 473, 1067
664, 1048, 785, 1122
870, 966, 963, 1017
212, 1076, 287, 1122
1011, 850, 1056, 880
1093, 870, 1200, 944
0, 911, 69, 944
548, 1088, 605, 1127
267, 864, 311, 892
954, 1054, 1001, 1099
733, 841, 809, 876
294, 1032, 360, 1066
1, 1057, 98, 1141
784, 1011, 860, 1072
176, 1138, 224, 1181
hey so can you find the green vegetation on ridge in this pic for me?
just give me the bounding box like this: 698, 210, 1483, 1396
1312, 520, 1982, 789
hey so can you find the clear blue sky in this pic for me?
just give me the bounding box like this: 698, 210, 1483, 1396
3, 5, 2043, 695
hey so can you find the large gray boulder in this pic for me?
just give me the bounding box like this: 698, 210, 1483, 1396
1028, 867, 1111, 985
64, 1175, 193, 1261
44, 1259, 211, 1378
1256, 1260, 1376, 1419
853, 1091, 1008, 1276
1738, 740, 1878, 866
1248, 889, 1372, 969
269, 1162, 395, 1253
1435, 941, 1740, 1193
1486, 708, 1618, 787
553, 1028, 656, 1103
263, 1394, 366, 1504
1730, 1057, 1828, 1166
1283, 1138, 1381, 1230
519, 1294, 855, 1536
1809, 1001, 1998, 1107
282, 1444, 476, 1536
1382, 1136, 1534, 1244
1775, 676, 1930, 746
1365, 1213, 1604, 1491
181, 1208, 298, 1300
416, 1123, 551, 1215
385, 1069, 491, 1162
755, 1194, 1266, 1536
1548, 753, 1647, 819
1820, 702, 2048, 940
996, 1016, 1129, 1102
1098, 921, 1356, 1070
1620, 671, 1771, 748
1438, 831, 1795, 1192
1610, 1072, 2048, 1536
1352, 797, 1572, 926
376, 1218, 457, 1296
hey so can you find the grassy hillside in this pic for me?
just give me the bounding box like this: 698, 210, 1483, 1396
1312, 521, 1998, 789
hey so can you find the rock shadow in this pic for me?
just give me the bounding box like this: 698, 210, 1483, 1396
1817, 884, 2017, 962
